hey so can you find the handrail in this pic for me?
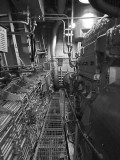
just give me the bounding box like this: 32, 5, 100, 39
64, 89, 103, 160
43, 16, 104, 20
0, 21, 29, 25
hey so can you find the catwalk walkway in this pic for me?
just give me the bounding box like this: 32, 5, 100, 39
33, 92, 69, 160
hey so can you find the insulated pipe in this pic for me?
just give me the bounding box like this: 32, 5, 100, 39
45, 14, 70, 45
50, 0, 66, 90
44, 18, 68, 54
50, 21, 62, 90
51, 0, 67, 58
51, 21, 62, 59
68, 0, 76, 68
89, 0, 120, 17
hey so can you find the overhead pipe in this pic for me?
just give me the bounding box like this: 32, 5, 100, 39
0, 14, 9, 17
52, 0, 67, 58
44, 16, 102, 57
44, 17, 69, 54
42, 16, 103, 20
0, 6, 30, 26
45, 14, 69, 19
45, 13, 70, 48
44, 15, 105, 69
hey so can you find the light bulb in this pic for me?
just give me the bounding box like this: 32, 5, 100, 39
69, 23, 76, 29
79, 0, 89, 4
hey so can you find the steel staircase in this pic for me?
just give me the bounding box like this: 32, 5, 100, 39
58, 69, 67, 87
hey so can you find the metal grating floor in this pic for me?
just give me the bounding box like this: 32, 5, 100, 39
37, 93, 68, 160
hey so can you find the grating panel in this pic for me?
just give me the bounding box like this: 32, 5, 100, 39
0, 26, 7, 52
45, 120, 62, 128
38, 148, 67, 160
37, 94, 68, 160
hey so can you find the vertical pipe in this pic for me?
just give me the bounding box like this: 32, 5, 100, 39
51, 21, 61, 59
31, 34, 36, 63
89, 0, 120, 17
71, 0, 74, 27
41, 34, 46, 52
50, 0, 66, 90
74, 124, 78, 160
70, 0, 74, 45
63, 20, 68, 54
50, 21, 61, 90
63, 90, 65, 121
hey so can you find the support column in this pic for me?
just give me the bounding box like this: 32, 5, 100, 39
8, 11, 21, 66
3, 52, 8, 67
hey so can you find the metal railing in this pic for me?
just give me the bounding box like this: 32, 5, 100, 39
64, 89, 103, 160
33, 93, 69, 160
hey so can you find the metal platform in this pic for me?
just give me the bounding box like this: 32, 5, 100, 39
36, 93, 68, 160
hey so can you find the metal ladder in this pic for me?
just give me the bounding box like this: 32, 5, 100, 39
58, 69, 67, 87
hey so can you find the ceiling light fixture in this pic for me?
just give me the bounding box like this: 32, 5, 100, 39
69, 23, 76, 29
79, 0, 89, 4
82, 13, 95, 29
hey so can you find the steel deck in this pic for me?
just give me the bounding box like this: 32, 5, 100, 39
36, 93, 68, 160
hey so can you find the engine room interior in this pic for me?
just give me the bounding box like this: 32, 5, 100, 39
0, 0, 120, 160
